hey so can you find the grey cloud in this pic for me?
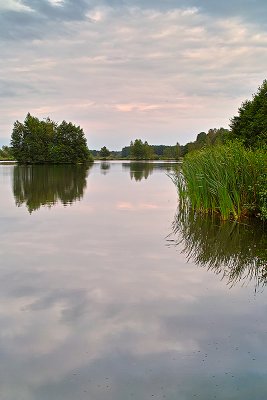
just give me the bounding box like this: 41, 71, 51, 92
22, 0, 90, 20
101, 0, 267, 21
110, 0, 267, 28
0, 79, 38, 98
193, 0, 267, 26
0, 0, 92, 41
0, 10, 44, 41
1, 0, 267, 43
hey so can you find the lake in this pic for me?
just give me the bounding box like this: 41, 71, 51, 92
0, 161, 266, 400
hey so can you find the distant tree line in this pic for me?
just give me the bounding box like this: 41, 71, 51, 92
119, 130, 230, 160
92, 131, 231, 160
8, 81, 266, 164
0, 145, 13, 160
181, 127, 231, 154
121, 140, 182, 159
11, 113, 93, 163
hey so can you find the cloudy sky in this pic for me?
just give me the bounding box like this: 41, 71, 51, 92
0, 0, 267, 149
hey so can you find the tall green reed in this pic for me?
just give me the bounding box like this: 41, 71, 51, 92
173, 142, 267, 220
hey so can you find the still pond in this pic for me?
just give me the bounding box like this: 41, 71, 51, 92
0, 161, 266, 400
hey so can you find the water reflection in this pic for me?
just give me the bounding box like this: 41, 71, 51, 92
122, 162, 178, 181
171, 208, 267, 288
1, 162, 267, 399
100, 161, 111, 174
13, 164, 92, 213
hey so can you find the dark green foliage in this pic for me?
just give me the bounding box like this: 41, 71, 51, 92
13, 164, 91, 213
11, 113, 93, 163
129, 139, 155, 159
196, 131, 207, 146
0, 145, 13, 160
90, 150, 99, 157
121, 146, 130, 158
109, 150, 121, 159
121, 143, 182, 159
99, 146, 110, 159
151, 145, 165, 156
182, 128, 231, 156
91, 149, 121, 158
230, 80, 267, 147
172, 208, 267, 288
129, 139, 143, 159
162, 143, 181, 159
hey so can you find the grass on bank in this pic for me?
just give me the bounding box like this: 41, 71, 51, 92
173, 141, 267, 221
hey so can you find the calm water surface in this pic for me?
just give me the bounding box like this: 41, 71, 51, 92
0, 161, 267, 400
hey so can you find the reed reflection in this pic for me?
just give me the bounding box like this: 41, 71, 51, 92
123, 162, 178, 181
171, 208, 267, 288
13, 164, 91, 213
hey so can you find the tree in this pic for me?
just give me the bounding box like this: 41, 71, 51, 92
130, 139, 144, 159
99, 146, 110, 159
230, 80, 267, 147
11, 113, 93, 163
143, 141, 154, 159
129, 139, 154, 159
173, 142, 181, 160
121, 146, 130, 158
0, 145, 13, 160
163, 146, 174, 159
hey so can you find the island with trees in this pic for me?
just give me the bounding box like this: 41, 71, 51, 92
10, 113, 93, 164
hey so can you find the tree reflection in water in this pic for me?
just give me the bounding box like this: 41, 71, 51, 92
170, 207, 267, 288
13, 164, 92, 213
123, 162, 178, 181
100, 161, 111, 175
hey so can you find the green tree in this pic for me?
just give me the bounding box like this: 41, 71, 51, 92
121, 145, 130, 158
11, 114, 93, 163
173, 142, 181, 160
163, 146, 174, 159
130, 139, 144, 159
0, 145, 13, 160
99, 146, 110, 159
129, 139, 154, 159
143, 140, 154, 159
230, 80, 267, 147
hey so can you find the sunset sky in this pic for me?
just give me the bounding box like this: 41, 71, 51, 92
0, 0, 266, 149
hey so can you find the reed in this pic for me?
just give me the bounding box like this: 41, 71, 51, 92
173, 142, 267, 220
